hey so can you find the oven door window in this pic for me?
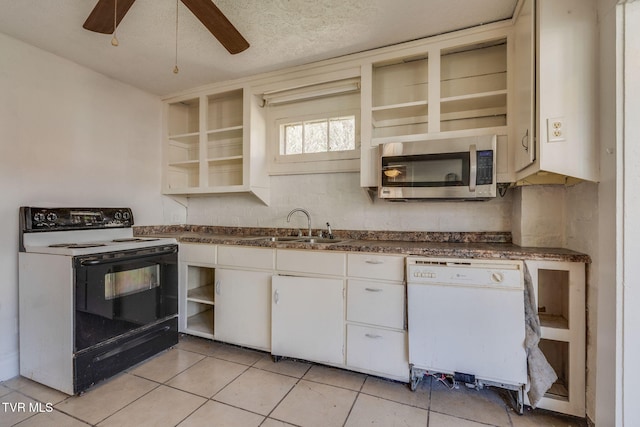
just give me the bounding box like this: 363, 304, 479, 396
105, 265, 160, 300
382, 152, 470, 187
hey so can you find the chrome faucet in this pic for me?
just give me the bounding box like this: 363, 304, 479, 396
287, 208, 312, 237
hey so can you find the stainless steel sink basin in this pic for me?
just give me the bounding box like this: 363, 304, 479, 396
295, 237, 344, 244
251, 236, 303, 242
251, 236, 346, 244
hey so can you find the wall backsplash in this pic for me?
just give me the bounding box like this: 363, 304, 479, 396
186, 172, 514, 233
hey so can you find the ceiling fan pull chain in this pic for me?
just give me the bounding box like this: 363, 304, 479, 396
173, 0, 180, 74
111, 0, 119, 46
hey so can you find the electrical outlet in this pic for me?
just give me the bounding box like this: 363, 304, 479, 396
547, 117, 566, 142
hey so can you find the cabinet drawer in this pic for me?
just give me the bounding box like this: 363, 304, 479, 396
218, 246, 274, 270
347, 280, 405, 329
346, 324, 409, 380
347, 253, 405, 281
179, 243, 216, 264
276, 250, 346, 276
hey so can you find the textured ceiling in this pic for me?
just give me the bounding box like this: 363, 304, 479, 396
0, 0, 518, 96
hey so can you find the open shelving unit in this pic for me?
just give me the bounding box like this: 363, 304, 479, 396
185, 265, 215, 338
439, 40, 507, 132
360, 30, 511, 187
167, 98, 201, 189
371, 55, 429, 141
163, 86, 269, 204
525, 260, 586, 417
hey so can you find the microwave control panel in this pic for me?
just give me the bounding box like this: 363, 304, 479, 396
476, 150, 494, 185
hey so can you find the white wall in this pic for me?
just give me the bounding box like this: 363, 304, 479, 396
620, 2, 640, 425
0, 32, 182, 381
511, 185, 566, 247
186, 172, 513, 232
595, 0, 618, 425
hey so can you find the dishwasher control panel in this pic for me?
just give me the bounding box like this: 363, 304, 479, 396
406, 257, 523, 289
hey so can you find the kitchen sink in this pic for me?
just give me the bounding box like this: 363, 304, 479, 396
253, 236, 304, 242
251, 236, 346, 244
294, 237, 344, 244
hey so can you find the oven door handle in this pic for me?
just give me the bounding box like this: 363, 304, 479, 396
79, 246, 178, 266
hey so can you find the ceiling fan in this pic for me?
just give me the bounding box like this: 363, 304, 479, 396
83, 0, 250, 54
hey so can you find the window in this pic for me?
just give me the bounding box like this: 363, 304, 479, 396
281, 116, 356, 156
266, 80, 361, 175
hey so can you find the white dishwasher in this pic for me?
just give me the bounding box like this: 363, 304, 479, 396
407, 257, 527, 412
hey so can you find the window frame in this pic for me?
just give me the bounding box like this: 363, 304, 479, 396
276, 110, 359, 163
268, 103, 361, 175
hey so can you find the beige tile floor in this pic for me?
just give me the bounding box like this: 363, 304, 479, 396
1, 335, 587, 427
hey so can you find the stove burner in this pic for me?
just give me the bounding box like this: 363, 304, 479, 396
112, 238, 159, 242
48, 243, 107, 249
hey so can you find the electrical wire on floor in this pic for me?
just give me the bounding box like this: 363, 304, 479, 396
428, 373, 458, 390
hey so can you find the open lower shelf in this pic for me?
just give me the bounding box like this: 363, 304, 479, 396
186, 309, 214, 336
539, 313, 569, 330
187, 285, 214, 305
545, 380, 569, 401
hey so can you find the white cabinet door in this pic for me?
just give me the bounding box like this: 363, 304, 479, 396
214, 268, 271, 351
513, 0, 535, 172
271, 275, 344, 365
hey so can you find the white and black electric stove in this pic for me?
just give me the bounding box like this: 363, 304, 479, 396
19, 207, 179, 395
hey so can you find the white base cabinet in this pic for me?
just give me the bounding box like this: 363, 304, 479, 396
213, 245, 274, 351
345, 253, 409, 381
271, 274, 345, 366
214, 268, 271, 351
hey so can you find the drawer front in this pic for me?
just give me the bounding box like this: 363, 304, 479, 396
217, 245, 274, 270
347, 253, 405, 281
347, 280, 405, 329
179, 243, 216, 265
276, 249, 346, 276
346, 324, 409, 380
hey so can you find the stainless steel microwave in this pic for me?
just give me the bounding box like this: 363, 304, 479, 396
378, 135, 497, 200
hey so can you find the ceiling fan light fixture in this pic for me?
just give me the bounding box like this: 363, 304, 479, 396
83, 0, 249, 54
111, 0, 119, 46
173, 0, 179, 74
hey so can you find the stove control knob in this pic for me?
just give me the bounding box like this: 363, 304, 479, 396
122, 211, 131, 221
46, 212, 57, 222
114, 211, 122, 220
33, 212, 45, 222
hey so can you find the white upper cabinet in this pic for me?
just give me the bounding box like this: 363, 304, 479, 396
513, 0, 598, 183
163, 86, 270, 204
360, 26, 513, 188
162, 4, 598, 193
513, 0, 536, 172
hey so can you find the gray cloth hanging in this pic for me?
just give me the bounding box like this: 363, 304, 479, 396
523, 262, 558, 407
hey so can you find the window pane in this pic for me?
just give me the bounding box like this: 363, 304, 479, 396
284, 123, 303, 155
329, 117, 355, 151
304, 121, 328, 153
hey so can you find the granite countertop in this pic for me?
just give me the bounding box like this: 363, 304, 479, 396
134, 225, 590, 263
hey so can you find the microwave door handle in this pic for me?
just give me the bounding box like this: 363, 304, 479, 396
469, 144, 477, 192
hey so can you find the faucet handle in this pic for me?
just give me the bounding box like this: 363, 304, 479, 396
326, 222, 333, 239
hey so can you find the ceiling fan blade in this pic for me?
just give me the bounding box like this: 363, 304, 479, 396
180, 0, 250, 54
83, 0, 137, 34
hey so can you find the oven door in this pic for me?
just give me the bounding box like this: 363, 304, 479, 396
74, 245, 178, 351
